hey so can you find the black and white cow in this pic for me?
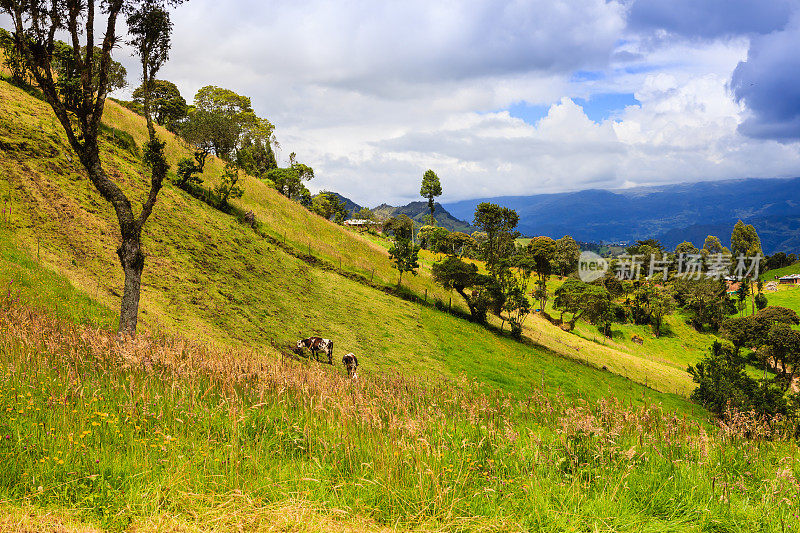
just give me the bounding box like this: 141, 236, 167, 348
295, 336, 334, 364
342, 353, 359, 379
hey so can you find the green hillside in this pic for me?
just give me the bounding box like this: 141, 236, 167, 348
0, 78, 698, 412
762, 262, 800, 281
2, 74, 740, 401
3, 75, 800, 533
3, 291, 798, 532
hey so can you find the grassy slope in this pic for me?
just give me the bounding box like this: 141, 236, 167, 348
765, 285, 800, 316
761, 262, 800, 281
0, 79, 698, 414
3, 78, 719, 399
1, 298, 798, 532
103, 99, 462, 312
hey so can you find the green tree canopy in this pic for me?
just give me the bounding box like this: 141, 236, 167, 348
473, 203, 519, 275
354, 207, 374, 221
731, 220, 762, 258
132, 79, 187, 132
384, 214, 415, 241
420, 169, 443, 225
418, 225, 450, 252
445, 232, 477, 257
553, 280, 612, 331
528, 236, 556, 310
52, 42, 128, 113
702, 235, 725, 255
432, 256, 490, 322
266, 154, 314, 202
190, 85, 273, 162
311, 191, 349, 224
553, 235, 580, 277
388, 237, 420, 288
675, 241, 700, 256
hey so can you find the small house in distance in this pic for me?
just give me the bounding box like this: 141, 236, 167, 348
344, 219, 381, 231
778, 274, 800, 285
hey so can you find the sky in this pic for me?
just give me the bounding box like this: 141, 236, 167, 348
5, 0, 800, 206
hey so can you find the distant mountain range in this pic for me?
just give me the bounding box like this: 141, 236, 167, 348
328, 192, 474, 233
371, 202, 473, 233
443, 177, 800, 254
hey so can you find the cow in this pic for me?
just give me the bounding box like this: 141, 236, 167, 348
342, 353, 359, 379
295, 336, 334, 364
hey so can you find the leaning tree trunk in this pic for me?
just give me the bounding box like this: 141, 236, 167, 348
117, 232, 145, 336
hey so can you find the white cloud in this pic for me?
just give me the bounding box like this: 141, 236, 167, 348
4, 1, 800, 207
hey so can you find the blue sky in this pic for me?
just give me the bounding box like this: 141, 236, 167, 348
5, 0, 799, 205
509, 93, 641, 125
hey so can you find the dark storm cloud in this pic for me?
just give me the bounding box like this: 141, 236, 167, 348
731, 16, 800, 141
627, 0, 794, 38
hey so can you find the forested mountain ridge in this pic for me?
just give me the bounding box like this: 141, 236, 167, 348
371, 201, 473, 232
444, 178, 800, 253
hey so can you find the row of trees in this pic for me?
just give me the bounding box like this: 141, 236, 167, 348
418, 202, 582, 338
117, 77, 317, 210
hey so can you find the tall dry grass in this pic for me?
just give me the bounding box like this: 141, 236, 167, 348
1, 290, 799, 532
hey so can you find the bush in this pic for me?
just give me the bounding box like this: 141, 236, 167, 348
99, 124, 138, 156
688, 341, 794, 422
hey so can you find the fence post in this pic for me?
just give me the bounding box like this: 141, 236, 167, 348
424, 289, 427, 302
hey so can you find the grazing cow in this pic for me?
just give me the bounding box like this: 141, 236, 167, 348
296, 336, 334, 364
342, 353, 359, 379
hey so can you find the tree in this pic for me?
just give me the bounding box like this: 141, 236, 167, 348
473, 203, 519, 276
0, 27, 30, 83
721, 306, 799, 350
528, 236, 555, 311
672, 277, 734, 331
766, 324, 800, 390
553, 280, 612, 331
388, 237, 420, 287
688, 342, 760, 416
132, 79, 186, 131
236, 135, 277, 178
647, 286, 675, 338
731, 220, 763, 259
626, 283, 674, 336
553, 235, 580, 277
312, 191, 348, 223
212, 163, 244, 209
190, 85, 273, 162
445, 231, 476, 257
503, 286, 531, 339
418, 225, 450, 252
179, 107, 215, 173
432, 256, 490, 322
702, 235, 725, 255
175, 156, 202, 189
354, 207, 374, 221
384, 214, 414, 241
755, 292, 768, 311
503, 252, 536, 337
1, 0, 183, 336
419, 169, 442, 225
675, 241, 700, 256
266, 154, 315, 202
